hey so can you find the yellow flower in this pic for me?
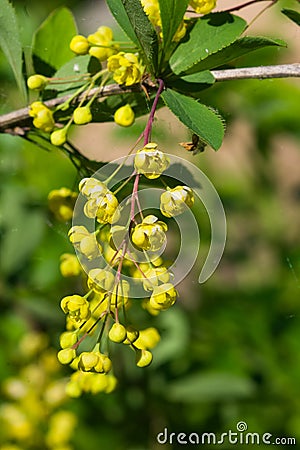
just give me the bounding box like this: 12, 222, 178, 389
29, 102, 55, 132
59, 331, 78, 349
83, 191, 119, 224
160, 185, 194, 218
79, 177, 108, 198
87, 268, 115, 293
73, 106, 92, 125
68, 226, 103, 260
78, 351, 112, 373
131, 215, 167, 252
141, 0, 161, 27
48, 187, 77, 221
142, 266, 170, 291
134, 327, 160, 349
59, 253, 81, 277
60, 295, 91, 322
134, 143, 170, 179
141, 0, 186, 42
149, 283, 177, 310
189, 0, 216, 14
107, 52, 144, 86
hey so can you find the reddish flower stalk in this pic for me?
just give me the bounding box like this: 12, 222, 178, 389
130, 79, 165, 222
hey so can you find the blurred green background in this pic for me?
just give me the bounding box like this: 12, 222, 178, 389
1, 1, 300, 449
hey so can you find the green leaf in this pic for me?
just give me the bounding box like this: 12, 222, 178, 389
0, 0, 27, 102
162, 88, 224, 150
167, 70, 215, 95
106, 0, 141, 47
122, 0, 159, 74
166, 372, 255, 402
170, 12, 247, 75
0, 184, 45, 275
281, 8, 300, 26
158, 0, 188, 49
188, 36, 286, 72
106, 0, 159, 74
32, 7, 77, 76
45, 55, 101, 93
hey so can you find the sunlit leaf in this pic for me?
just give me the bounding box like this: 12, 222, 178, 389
0, 0, 27, 102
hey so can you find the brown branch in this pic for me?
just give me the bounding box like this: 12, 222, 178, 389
211, 63, 300, 81
0, 64, 300, 133
0, 84, 141, 133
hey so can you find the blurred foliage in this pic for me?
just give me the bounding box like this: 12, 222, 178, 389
1, 1, 300, 449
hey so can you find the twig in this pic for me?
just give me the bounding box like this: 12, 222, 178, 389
0, 84, 140, 132
0, 64, 300, 133
222, 0, 273, 13
211, 63, 300, 81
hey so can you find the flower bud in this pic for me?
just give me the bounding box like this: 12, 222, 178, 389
59, 331, 78, 349
88, 26, 118, 61
50, 128, 67, 146
60, 253, 81, 277
70, 35, 90, 55
73, 106, 92, 125
57, 348, 76, 365
123, 326, 139, 345
135, 349, 153, 367
114, 104, 135, 127
78, 352, 99, 372
27, 74, 48, 90
108, 323, 127, 343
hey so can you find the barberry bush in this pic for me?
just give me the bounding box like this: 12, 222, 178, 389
0, 0, 300, 448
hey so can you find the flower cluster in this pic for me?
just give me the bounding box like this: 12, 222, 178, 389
0, 332, 77, 449
70, 26, 119, 61
140, 0, 217, 42
53, 140, 195, 396
26, 24, 141, 147
141, 0, 187, 42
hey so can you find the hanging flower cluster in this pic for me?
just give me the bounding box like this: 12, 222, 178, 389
52, 138, 195, 396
